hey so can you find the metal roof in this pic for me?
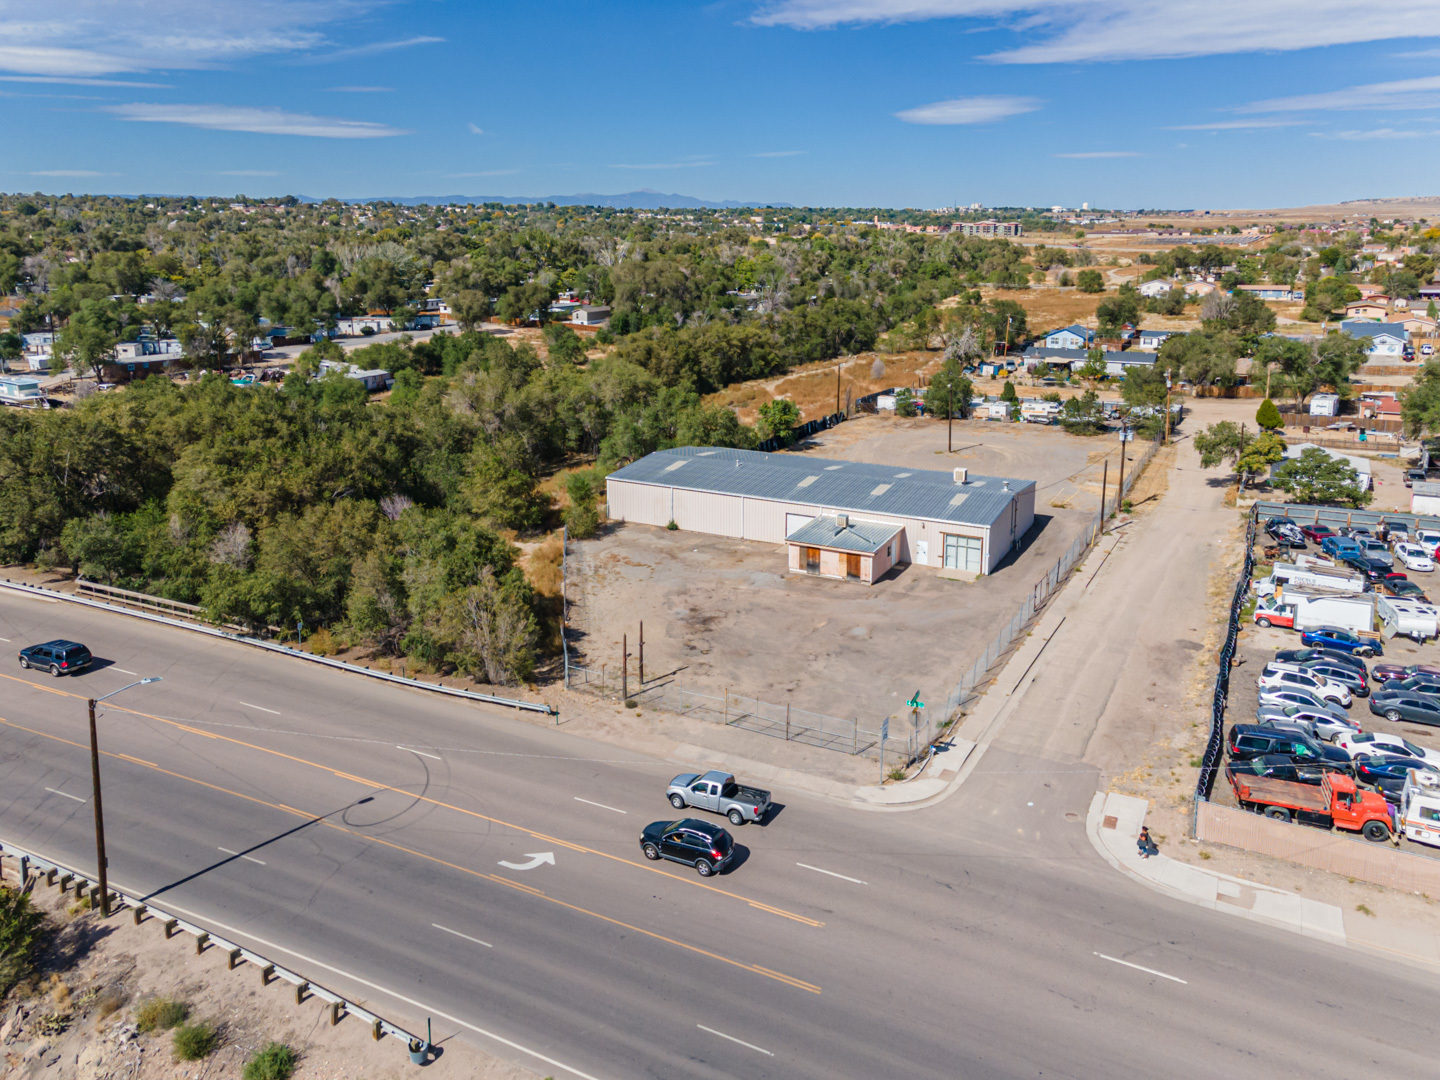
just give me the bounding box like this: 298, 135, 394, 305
607, 446, 1033, 529
1413, 482, 1440, 498
785, 515, 903, 553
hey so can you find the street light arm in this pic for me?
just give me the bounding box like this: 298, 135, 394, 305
93, 676, 162, 704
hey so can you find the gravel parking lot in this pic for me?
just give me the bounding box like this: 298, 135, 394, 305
569, 414, 1138, 726
1221, 542, 1440, 860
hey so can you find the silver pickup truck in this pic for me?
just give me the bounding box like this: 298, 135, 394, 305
666, 770, 771, 826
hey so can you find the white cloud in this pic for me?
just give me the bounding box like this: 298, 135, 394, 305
1239, 75, 1440, 114
106, 103, 409, 138
0, 2, 362, 76
302, 35, 444, 63
328, 85, 392, 93
751, 2, 1440, 63
895, 94, 1040, 124
1052, 150, 1140, 158
468, 123, 484, 135
0, 74, 171, 87
608, 160, 716, 169
29, 168, 113, 176
1165, 118, 1303, 131
1313, 128, 1437, 140
751, 150, 806, 157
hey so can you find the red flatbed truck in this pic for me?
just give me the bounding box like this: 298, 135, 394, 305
1227, 768, 1395, 842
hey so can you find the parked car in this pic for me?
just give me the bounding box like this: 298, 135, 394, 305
1293, 659, 1369, 697
1256, 686, 1350, 718
1226, 754, 1350, 785
1372, 663, 1440, 684
1352, 755, 1440, 803
1252, 596, 1296, 629
1265, 518, 1306, 547
1359, 538, 1394, 566
1378, 676, 1440, 698
1381, 520, 1411, 543
1254, 705, 1362, 743
1416, 529, 1440, 557
1299, 627, 1381, 657
1257, 665, 1353, 706
1341, 526, 1374, 541
1320, 536, 1363, 558
1368, 691, 1440, 726
1341, 555, 1396, 583
1227, 769, 1393, 840
1274, 647, 1367, 675
17, 640, 92, 676
1384, 580, 1432, 603
1407, 469, 1428, 488
638, 818, 735, 876
1392, 543, 1432, 572
1336, 732, 1440, 766
1302, 524, 1337, 543
665, 771, 771, 826
1227, 723, 1353, 767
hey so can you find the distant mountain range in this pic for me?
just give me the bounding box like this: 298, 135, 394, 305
298, 190, 791, 210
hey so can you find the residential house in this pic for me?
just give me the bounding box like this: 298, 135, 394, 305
1341, 321, 1408, 357
1183, 281, 1216, 297
1356, 283, 1388, 298
1276, 443, 1372, 492
335, 314, 393, 335
1235, 284, 1300, 301
1135, 328, 1175, 351
1103, 352, 1158, 377
1345, 298, 1392, 321
1399, 314, 1437, 339
1137, 278, 1174, 298
1040, 324, 1095, 350
571, 305, 611, 326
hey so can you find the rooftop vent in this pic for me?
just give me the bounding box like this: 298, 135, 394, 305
1003, 481, 1011, 492
836, 514, 849, 529
954, 468, 968, 484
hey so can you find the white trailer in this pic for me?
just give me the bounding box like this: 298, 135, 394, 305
1399, 770, 1440, 850
1376, 595, 1440, 642
1309, 393, 1340, 417
1288, 592, 1376, 635
0, 375, 45, 406
1267, 563, 1364, 594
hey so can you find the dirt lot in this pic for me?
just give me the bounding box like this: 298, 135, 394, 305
571, 413, 1128, 725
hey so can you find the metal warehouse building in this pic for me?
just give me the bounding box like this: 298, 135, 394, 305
605, 446, 1036, 580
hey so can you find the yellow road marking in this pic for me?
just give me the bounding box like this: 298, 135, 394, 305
0, 673, 823, 927
0, 713, 820, 995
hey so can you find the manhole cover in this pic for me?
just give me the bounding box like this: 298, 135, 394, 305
1064, 812, 1080, 821
1102, 815, 1118, 829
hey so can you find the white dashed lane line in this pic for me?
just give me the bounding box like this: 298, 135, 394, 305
217, 847, 267, 866
697, 1024, 774, 1057
1094, 952, 1187, 984
574, 797, 627, 814
44, 787, 87, 803
433, 923, 492, 949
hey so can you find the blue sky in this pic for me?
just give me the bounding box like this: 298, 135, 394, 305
4, 0, 1440, 209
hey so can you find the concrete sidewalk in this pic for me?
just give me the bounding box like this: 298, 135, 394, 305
1088, 790, 1440, 972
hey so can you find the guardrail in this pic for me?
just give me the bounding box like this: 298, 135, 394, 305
1194, 506, 1257, 818
0, 838, 427, 1060
0, 578, 556, 717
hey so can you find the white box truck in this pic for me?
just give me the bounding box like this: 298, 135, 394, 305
1259, 563, 1364, 594
1376, 595, 1439, 642
1287, 591, 1376, 635
1399, 770, 1440, 850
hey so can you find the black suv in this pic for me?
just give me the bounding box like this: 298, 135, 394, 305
1226, 724, 1351, 769
639, 818, 734, 877
18, 640, 92, 677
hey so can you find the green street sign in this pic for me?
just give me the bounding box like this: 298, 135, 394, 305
906, 696, 925, 709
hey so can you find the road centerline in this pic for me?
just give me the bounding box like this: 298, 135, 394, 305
795, 862, 867, 885
697, 1024, 775, 1056
574, 797, 627, 814
217, 846, 266, 865
1094, 952, 1187, 984
44, 787, 86, 803
433, 923, 493, 948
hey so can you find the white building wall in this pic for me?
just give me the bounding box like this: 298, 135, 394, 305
606, 480, 672, 526
746, 498, 802, 543
673, 488, 743, 537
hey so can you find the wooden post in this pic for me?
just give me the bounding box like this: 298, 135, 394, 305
724, 688, 728, 724
622, 634, 628, 702
1099, 459, 1109, 526
785, 703, 791, 741
639, 621, 644, 685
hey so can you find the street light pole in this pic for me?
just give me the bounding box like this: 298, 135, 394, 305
87, 677, 162, 916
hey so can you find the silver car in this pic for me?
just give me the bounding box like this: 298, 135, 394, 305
1256, 686, 1350, 719
1254, 704, 1361, 743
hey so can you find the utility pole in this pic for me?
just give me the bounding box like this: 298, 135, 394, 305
1116, 426, 1128, 510
836, 360, 842, 416
1164, 372, 1173, 446
622, 634, 628, 702
947, 382, 953, 452
86, 677, 162, 917
638, 621, 644, 685
1099, 459, 1109, 525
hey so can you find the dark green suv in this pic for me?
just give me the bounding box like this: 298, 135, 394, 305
18, 639, 93, 676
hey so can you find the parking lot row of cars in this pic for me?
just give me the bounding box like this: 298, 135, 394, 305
1265, 517, 1438, 601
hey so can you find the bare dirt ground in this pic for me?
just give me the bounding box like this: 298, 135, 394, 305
0, 867, 535, 1080
570, 414, 1119, 725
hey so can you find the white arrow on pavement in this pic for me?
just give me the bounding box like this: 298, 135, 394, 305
497, 852, 555, 871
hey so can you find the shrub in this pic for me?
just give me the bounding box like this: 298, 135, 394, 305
563, 499, 600, 540
243, 1042, 298, 1080
172, 1020, 219, 1060
135, 997, 189, 1033
0, 886, 47, 997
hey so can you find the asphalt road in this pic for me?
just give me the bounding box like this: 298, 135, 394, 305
1, 592, 1436, 1080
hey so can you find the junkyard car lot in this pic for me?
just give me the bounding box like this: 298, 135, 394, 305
572, 414, 1123, 723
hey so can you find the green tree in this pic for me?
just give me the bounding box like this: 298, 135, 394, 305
1400, 359, 1440, 437
1121, 364, 1168, 409
1271, 447, 1371, 507
894, 387, 917, 417
1255, 397, 1283, 430
923, 359, 971, 418
0, 330, 21, 374
1076, 350, 1108, 383
1000, 380, 1018, 404
1058, 389, 1106, 434
1194, 422, 1284, 489
563, 471, 602, 539
0, 884, 46, 997
757, 397, 801, 441
1076, 269, 1105, 293
432, 566, 540, 685
1158, 331, 1236, 387
1096, 284, 1142, 335
462, 442, 549, 532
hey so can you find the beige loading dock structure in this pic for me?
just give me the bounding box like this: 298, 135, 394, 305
605, 446, 1036, 577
